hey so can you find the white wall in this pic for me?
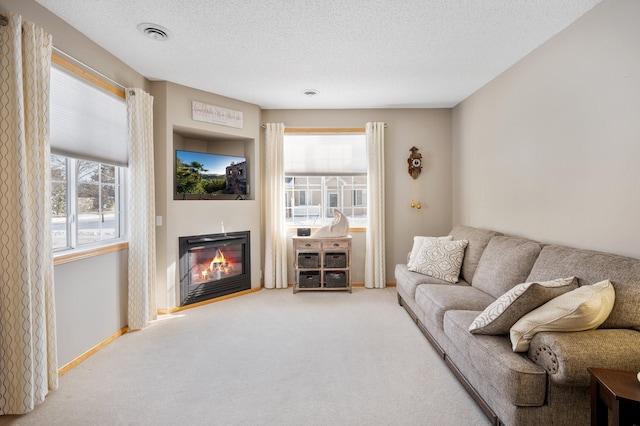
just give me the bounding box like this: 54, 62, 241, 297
452, 0, 640, 259
262, 109, 452, 284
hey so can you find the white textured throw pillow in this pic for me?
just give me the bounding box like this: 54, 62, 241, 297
408, 239, 468, 283
468, 277, 578, 335
407, 235, 453, 269
510, 280, 615, 352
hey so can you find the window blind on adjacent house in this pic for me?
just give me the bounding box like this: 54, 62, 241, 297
283, 134, 366, 176
49, 66, 128, 166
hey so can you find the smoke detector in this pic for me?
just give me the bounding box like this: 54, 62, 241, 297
137, 23, 170, 41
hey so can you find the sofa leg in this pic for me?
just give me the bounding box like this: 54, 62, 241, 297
397, 294, 403, 306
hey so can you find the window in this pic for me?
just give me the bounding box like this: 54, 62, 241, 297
49, 64, 128, 252
284, 133, 367, 227
353, 189, 366, 207
51, 155, 125, 250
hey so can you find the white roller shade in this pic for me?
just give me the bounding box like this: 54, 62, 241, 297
50, 67, 128, 166
284, 134, 366, 176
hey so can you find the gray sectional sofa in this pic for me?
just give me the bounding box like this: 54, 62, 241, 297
395, 225, 640, 426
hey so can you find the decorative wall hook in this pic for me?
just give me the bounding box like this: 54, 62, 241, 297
407, 146, 422, 179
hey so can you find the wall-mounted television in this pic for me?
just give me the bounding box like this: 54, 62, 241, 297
175, 149, 247, 200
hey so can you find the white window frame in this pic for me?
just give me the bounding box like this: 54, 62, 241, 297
283, 131, 367, 229
50, 60, 128, 257
52, 155, 127, 253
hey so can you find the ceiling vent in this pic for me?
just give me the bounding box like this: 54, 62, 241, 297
302, 89, 319, 97
137, 23, 170, 41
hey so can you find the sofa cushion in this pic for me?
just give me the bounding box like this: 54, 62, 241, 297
472, 236, 543, 298
444, 310, 547, 407
407, 235, 453, 269
395, 264, 470, 301
449, 225, 503, 284
526, 245, 640, 331
408, 239, 468, 283
510, 280, 616, 352
469, 277, 578, 335
415, 284, 494, 331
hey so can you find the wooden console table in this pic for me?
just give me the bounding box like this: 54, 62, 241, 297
588, 367, 640, 426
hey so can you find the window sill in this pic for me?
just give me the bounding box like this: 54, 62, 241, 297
286, 227, 366, 233
54, 241, 129, 266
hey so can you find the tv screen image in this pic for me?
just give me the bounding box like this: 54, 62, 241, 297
175, 150, 247, 197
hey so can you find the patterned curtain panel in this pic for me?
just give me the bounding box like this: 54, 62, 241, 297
263, 123, 288, 289
126, 88, 157, 330
365, 122, 386, 288
0, 13, 58, 414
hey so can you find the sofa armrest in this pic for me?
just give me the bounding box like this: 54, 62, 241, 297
527, 328, 640, 387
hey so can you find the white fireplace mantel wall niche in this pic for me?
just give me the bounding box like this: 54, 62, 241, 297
150, 81, 262, 310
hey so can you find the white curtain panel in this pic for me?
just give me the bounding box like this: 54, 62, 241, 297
126, 88, 157, 330
365, 122, 386, 288
263, 123, 288, 289
0, 13, 58, 414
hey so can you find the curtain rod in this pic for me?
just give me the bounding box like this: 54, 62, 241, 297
53, 47, 127, 91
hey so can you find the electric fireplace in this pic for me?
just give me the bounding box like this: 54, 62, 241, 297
179, 231, 250, 306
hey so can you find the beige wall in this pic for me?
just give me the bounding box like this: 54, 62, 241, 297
151, 81, 262, 309
452, 0, 640, 259
54, 250, 128, 366
262, 109, 452, 284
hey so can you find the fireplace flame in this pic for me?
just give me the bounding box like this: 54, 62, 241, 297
198, 248, 235, 281
210, 249, 226, 267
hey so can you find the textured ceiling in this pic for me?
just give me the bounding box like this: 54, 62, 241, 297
34, 0, 602, 109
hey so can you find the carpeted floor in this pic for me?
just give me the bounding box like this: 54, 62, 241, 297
0, 287, 491, 426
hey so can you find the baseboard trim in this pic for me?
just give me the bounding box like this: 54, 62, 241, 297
284, 282, 395, 288
157, 286, 262, 315
58, 326, 129, 377
351, 282, 396, 287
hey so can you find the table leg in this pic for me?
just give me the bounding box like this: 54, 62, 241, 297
591, 378, 609, 426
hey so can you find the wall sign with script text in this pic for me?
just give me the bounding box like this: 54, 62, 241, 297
192, 101, 243, 129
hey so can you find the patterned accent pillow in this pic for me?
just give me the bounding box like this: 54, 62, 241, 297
469, 277, 577, 335
407, 235, 453, 269
510, 280, 615, 352
408, 239, 468, 283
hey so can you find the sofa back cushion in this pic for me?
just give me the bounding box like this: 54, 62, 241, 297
472, 236, 543, 298
449, 225, 502, 284
526, 245, 640, 331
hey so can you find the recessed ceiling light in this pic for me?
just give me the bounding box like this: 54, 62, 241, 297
137, 23, 170, 41
302, 89, 319, 97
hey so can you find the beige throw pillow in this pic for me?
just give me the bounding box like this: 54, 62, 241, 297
408, 239, 468, 283
469, 277, 578, 335
407, 235, 453, 269
510, 280, 615, 352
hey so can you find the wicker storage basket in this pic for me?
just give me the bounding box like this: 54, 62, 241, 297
298, 271, 321, 288
324, 253, 347, 268
297, 253, 320, 268
324, 271, 347, 288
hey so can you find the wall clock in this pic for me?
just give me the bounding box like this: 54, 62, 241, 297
407, 146, 422, 179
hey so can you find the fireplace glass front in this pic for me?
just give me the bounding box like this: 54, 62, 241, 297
179, 231, 250, 306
